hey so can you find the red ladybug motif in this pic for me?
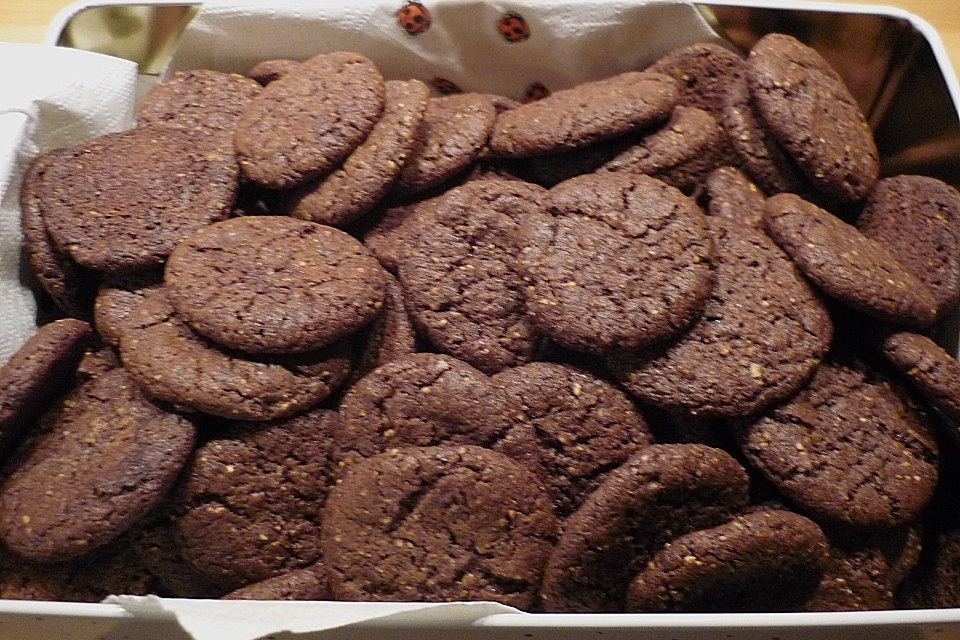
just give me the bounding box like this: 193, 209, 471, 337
397, 1, 432, 36
498, 13, 530, 43
522, 82, 550, 103
430, 77, 462, 95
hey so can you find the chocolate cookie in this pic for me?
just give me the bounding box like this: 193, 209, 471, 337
626, 509, 828, 612
807, 543, 894, 611
608, 217, 832, 418
0, 368, 195, 562
119, 289, 351, 421
39, 127, 236, 272
518, 173, 714, 354
746, 33, 878, 202
235, 51, 384, 188
336, 353, 514, 466
0, 318, 92, 458
392, 93, 498, 197
322, 445, 558, 608
165, 216, 387, 354
736, 354, 939, 530
174, 409, 341, 590
223, 563, 328, 600
539, 444, 750, 612
857, 175, 960, 313
880, 332, 960, 424
489, 71, 678, 157
361, 198, 436, 274
288, 80, 429, 226
491, 362, 653, 516
704, 166, 766, 228
764, 193, 938, 328
648, 42, 745, 117
19, 150, 96, 317
398, 179, 545, 373
136, 69, 261, 141
721, 73, 804, 194
246, 59, 301, 85
352, 273, 416, 380
93, 269, 163, 347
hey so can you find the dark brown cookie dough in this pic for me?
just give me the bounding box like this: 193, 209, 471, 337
322, 445, 558, 608
857, 175, 960, 314
647, 42, 745, 117
721, 73, 804, 194
19, 150, 96, 317
361, 198, 436, 274
392, 93, 498, 197
93, 269, 163, 347
0, 318, 92, 458
489, 71, 678, 157
235, 51, 384, 188
336, 353, 514, 466
491, 362, 653, 517
518, 173, 714, 354
119, 289, 351, 421
704, 165, 766, 228
626, 509, 828, 612
398, 179, 545, 373
746, 33, 878, 202
245, 59, 301, 85
165, 216, 387, 354
39, 127, 236, 272
223, 563, 328, 600
736, 354, 939, 530
288, 80, 429, 226
174, 409, 341, 590
881, 332, 960, 424
0, 368, 195, 562
764, 193, 938, 328
539, 444, 750, 613
136, 69, 261, 141
608, 217, 832, 418
352, 273, 416, 380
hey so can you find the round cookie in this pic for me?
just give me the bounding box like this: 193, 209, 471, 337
806, 542, 895, 611
736, 354, 939, 530
223, 563, 328, 600
136, 69, 261, 141
174, 408, 341, 590
94, 269, 163, 347
746, 33, 879, 202
392, 93, 498, 197
352, 273, 417, 380
336, 353, 514, 466
164, 216, 387, 354
764, 193, 938, 328
0, 318, 92, 458
490, 362, 654, 517
608, 217, 832, 418
647, 42, 746, 117
704, 165, 766, 229
539, 444, 750, 613
489, 71, 678, 157
626, 509, 828, 612
119, 289, 351, 421
0, 368, 195, 562
289, 80, 429, 226
857, 175, 960, 314
880, 332, 960, 424
361, 197, 437, 274
321, 445, 558, 608
235, 51, 385, 188
517, 172, 714, 354
245, 59, 301, 85
721, 73, 804, 194
39, 127, 236, 272
19, 150, 96, 317
398, 179, 545, 373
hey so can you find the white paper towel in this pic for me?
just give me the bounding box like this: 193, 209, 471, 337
1, 1, 719, 637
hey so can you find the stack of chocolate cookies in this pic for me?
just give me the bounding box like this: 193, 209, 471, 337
2, 33, 959, 612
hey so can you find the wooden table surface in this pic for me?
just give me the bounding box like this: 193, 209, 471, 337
2, 0, 960, 77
